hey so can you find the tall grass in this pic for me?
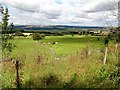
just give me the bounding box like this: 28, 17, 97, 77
1, 35, 119, 88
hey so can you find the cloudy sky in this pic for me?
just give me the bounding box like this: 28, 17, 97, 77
0, 0, 118, 26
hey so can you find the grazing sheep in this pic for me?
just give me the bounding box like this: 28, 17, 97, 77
43, 43, 45, 45
56, 58, 60, 60
55, 42, 58, 44
48, 42, 51, 45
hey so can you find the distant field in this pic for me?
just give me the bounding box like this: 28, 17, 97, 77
2, 35, 105, 59
9, 35, 106, 60
39, 35, 105, 58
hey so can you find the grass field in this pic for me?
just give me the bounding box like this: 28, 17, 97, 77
1, 35, 119, 88
39, 35, 105, 58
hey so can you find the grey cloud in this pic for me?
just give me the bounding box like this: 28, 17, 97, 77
42, 10, 61, 19
1, 1, 40, 12
75, 12, 92, 19
86, 2, 118, 13
14, 6, 40, 12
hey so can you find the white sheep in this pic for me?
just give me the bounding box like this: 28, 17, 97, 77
56, 58, 60, 60
43, 43, 45, 45
48, 42, 51, 45
55, 42, 58, 44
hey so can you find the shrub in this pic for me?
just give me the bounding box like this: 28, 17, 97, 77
32, 33, 45, 40
15, 31, 24, 36
104, 37, 109, 47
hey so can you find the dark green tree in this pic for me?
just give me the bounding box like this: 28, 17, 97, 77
2, 7, 9, 32
114, 27, 120, 43
1, 6, 15, 57
9, 22, 14, 32
32, 33, 45, 41
15, 30, 24, 37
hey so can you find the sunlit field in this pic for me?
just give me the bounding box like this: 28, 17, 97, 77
1, 35, 119, 88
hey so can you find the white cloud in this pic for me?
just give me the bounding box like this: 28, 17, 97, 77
85, 1, 118, 13
0, 0, 118, 26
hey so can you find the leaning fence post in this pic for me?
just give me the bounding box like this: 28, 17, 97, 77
15, 60, 20, 88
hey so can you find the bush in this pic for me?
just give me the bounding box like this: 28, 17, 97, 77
15, 31, 24, 36
104, 37, 109, 46
32, 33, 45, 40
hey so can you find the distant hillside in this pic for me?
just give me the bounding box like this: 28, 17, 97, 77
14, 25, 105, 30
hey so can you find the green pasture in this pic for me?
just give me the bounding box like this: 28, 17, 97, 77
8, 35, 105, 59
2, 35, 118, 88
39, 35, 105, 57
10, 37, 54, 63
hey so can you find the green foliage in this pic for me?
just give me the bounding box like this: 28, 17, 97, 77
108, 66, 120, 87
63, 73, 77, 89
109, 27, 120, 43
32, 33, 45, 40
115, 31, 120, 43
1, 6, 15, 57
8, 22, 14, 32
2, 7, 9, 32
2, 38, 15, 57
15, 31, 24, 36
104, 36, 109, 47
99, 66, 108, 80
91, 65, 120, 88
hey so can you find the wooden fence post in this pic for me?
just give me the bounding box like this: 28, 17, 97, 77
15, 60, 20, 88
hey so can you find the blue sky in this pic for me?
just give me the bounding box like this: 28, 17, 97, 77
0, 0, 118, 26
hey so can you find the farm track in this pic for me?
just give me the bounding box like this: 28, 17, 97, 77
38, 42, 58, 60
49, 48, 57, 59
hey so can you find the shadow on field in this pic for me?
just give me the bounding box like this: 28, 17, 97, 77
22, 74, 62, 88
19, 67, 120, 89
21, 73, 80, 89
